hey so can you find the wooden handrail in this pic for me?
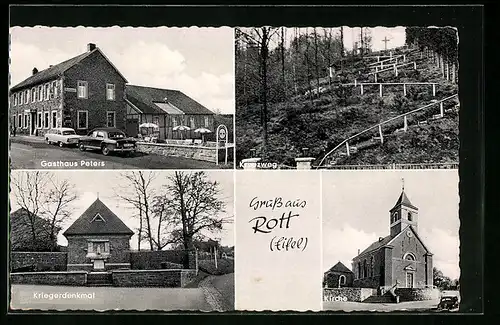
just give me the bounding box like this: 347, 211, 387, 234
368, 61, 416, 75
344, 82, 437, 86
367, 55, 404, 66
316, 94, 459, 168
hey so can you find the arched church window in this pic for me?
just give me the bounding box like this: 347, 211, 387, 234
363, 260, 367, 278
370, 257, 374, 276
408, 212, 413, 221
358, 262, 361, 279
339, 275, 346, 285
404, 252, 416, 261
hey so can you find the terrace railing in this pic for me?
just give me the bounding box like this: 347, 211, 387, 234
316, 94, 459, 168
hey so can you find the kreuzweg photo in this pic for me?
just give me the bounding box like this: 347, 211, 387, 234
9, 170, 234, 311
9, 27, 235, 169
235, 27, 459, 170
322, 170, 460, 312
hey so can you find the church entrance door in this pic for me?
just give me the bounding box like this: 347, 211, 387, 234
406, 273, 414, 288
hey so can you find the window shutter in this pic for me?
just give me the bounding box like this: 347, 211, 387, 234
88, 241, 93, 253
104, 242, 110, 253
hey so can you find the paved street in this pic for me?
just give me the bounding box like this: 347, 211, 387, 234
10, 284, 213, 311
10, 139, 232, 169
323, 299, 443, 312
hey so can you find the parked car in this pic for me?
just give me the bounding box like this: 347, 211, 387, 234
437, 295, 459, 311
78, 127, 137, 156
45, 127, 81, 147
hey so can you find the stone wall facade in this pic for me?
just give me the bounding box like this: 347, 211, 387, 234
66, 235, 131, 267
323, 288, 377, 302
10, 271, 87, 286
111, 269, 196, 288
129, 250, 196, 270
396, 287, 440, 301
136, 142, 217, 162
10, 252, 67, 272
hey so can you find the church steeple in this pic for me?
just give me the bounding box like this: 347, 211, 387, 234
389, 181, 419, 237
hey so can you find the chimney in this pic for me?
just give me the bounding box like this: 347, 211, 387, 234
32, 67, 38, 75
49, 65, 53, 68
378, 237, 384, 242
357, 249, 360, 255
87, 43, 96, 52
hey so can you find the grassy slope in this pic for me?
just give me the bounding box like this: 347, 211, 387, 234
236, 54, 459, 166
198, 258, 234, 275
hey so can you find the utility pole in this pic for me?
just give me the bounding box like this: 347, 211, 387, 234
382, 36, 390, 51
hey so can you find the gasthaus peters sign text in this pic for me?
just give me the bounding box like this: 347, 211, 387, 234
235, 171, 322, 311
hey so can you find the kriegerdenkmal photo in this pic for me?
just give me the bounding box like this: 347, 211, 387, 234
9, 27, 235, 169
322, 171, 460, 312
235, 27, 459, 170
9, 170, 234, 311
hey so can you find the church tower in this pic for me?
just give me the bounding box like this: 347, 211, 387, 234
389, 181, 418, 237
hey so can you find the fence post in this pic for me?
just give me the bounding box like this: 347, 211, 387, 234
432, 84, 436, 97
360, 83, 364, 95
379, 84, 383, 97
379, 125, 384, 144
440, 102, 444, 117
404, 54, 406, 62
214, 246, 218, 270
446, 61, 450, 80
346, 141, 350, 157
403, 83, 407, 96
195, 248, 199, 275
413, 62, 417, 70
404, 115, 408, 132
374, 73, 378, 83
354, 79, 357, 86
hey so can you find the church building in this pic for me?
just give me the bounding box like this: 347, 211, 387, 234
63, 198, 134, 272
352, 187, 433, 291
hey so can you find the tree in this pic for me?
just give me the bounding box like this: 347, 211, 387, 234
165, 171, 231, 267
11, 171, 77, 251
116, 171, 158, 250
433, 267, 454, 290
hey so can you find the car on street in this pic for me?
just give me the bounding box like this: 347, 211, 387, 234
45, 127, 81, 147
437, 295, 459, 311
78, 127, 137, 156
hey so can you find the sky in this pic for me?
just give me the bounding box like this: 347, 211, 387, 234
9, 26, 235, 114
265, 26, 406, 52
10, 170, 235, 249
322, 170, 460, 280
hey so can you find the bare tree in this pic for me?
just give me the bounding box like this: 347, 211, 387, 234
280, 27, 286, 99
11, 171, 77, 251
237, 27, 280, 158
166, 171, 231, 267
115, 171, 158, 250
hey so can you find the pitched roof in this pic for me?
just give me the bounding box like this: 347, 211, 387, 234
63, 198, 134, 236
390, 190, 418, 211
10, 47, 127, 92
125, 84, 214, 115
356, 234, 393, 258
327, 261, 353, 274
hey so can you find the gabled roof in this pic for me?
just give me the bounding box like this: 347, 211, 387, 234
390, 190, 418, 211
10, 47, 127, 92
326, 261, 353, 274
125, 84, 214, 115
354, 225, 431, 259
63, 198, 133, 236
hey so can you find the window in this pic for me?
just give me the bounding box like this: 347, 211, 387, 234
106, 83, 115, 101
24, 90, 29, 104
172, 117, 178, 127
370, 257, 374, 277
358, 262, 361, 279
13, 93, 17, 106
339, 275, 346, 285
106, 111, 116, 127
44, 112, 49, 129
91, 213, 106, 222
190, 117, 195, 128
49, 81, 56, 99
44, 83, 50, 100
77, 110, 88, 129
408, 212, 413, 221
38, 85, 43, 101
18, 114, 22, 128
52, 80, 59, 98
404, 253, 416, 261
24, 114, 28, 128
52, 111, 57, 128
37, 112, 42, 129
204, 116, 209, 127
97, 131, 105, 138
31, 88, 36, 103
363, 260, 367, 278
77, 81, 88, 99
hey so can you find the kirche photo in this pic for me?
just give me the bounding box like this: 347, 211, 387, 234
9, 170, 235, 311
235, 26, 459, 170
8, 26, 235, 170
322, 170, 460, 312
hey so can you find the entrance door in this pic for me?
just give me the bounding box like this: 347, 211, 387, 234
30, 113, 36, 135
126, 119, 139, 137
406, 273, 414, 288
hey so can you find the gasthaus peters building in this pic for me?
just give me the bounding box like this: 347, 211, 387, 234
9, 43, 128, 137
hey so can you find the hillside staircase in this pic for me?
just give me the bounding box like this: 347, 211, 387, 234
86, 272, 113, 287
